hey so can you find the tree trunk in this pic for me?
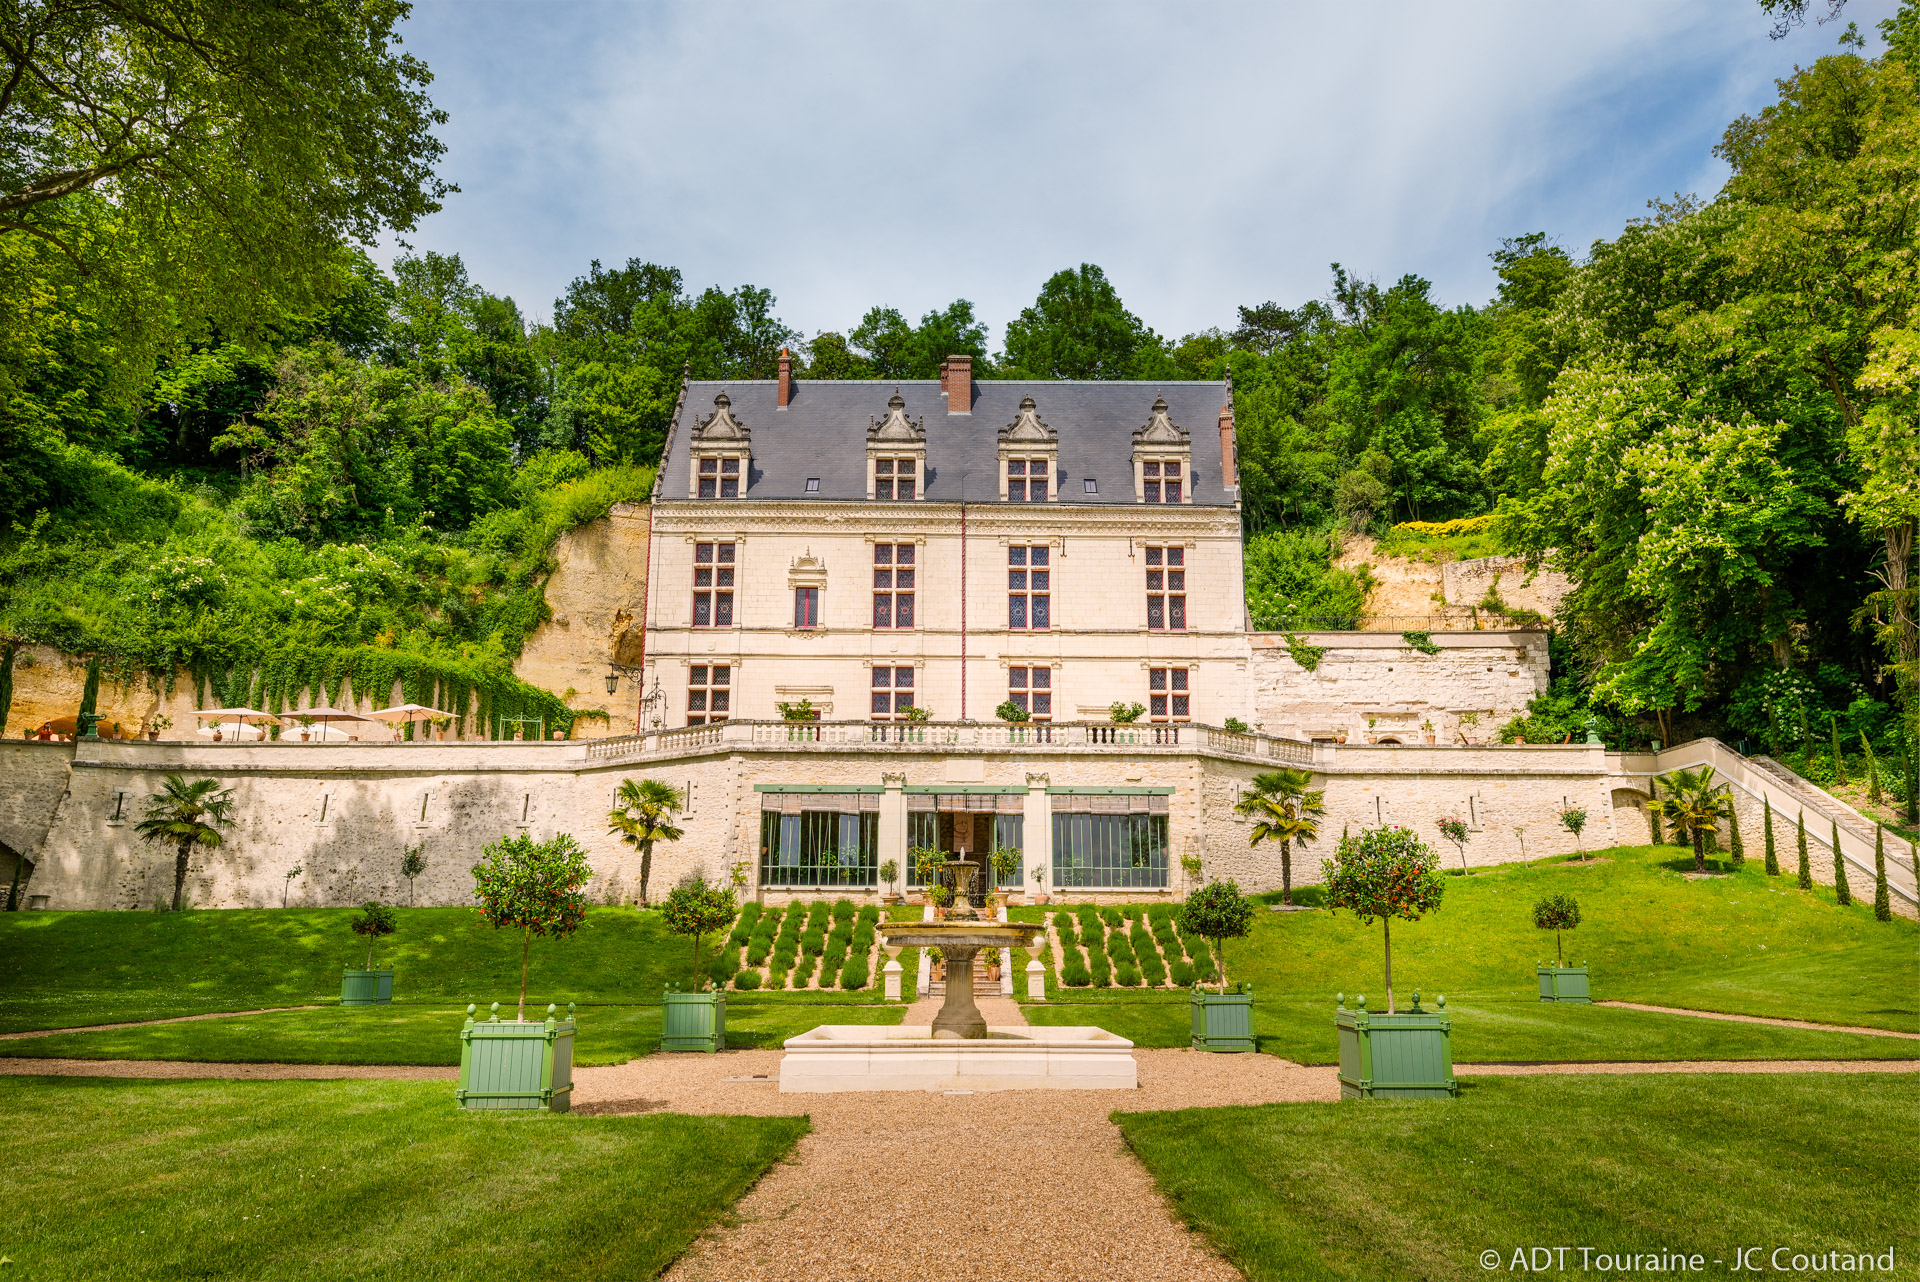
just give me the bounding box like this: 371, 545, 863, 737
4, 854, 21, 912
518, 926, 531, 1021
1383, 917, 1394, 1014
1693, 828, 1705, 873
638, 838, 655, 908
693, 933, 703, 990
1215, 936, 1227, 994
1555, 928, 1563, 966
1281, 838, 1292, 905
366, 938, 375, 970
171, 839, 192, 912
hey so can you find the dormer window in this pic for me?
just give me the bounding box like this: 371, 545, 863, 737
688, 391, 751, 500
998, 395, 1058, 502
1131, 395, 1191, 505
1007, 458, 1049, 502
699, 456, 741, 498
874, 457, 917, 500
866, 390, 927, 501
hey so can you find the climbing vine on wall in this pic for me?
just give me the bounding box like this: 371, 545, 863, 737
1284, 634, 1327, 672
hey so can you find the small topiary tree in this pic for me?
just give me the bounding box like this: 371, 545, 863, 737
350, 901, 396, 970
1532, 892, 1580, 966
1558, 807, 1589, 859
1436, 815, 1472, 874
911, 845, 948, 905
400, 844, 426, 906
1321, 825, 1446, 1014
1726, 803, 1744, 868
1872, 825, 1891, 922
661, 878, 739, 991
1763, 805, 1780, 876
989, 844, 1021, 896
1178, 879, 1255, 993
471, 832, 593, 1021
1796, 810, 1812, 889
1831, 819, 1851, 905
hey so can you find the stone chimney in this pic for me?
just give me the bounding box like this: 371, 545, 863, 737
777, 348, 792, 409
1218, 403, 1237, 487
946, 354, 972, 414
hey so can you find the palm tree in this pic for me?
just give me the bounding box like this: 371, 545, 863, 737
134, 775, 236, 911
1234, 768, 1325, 905
1647, 766, 1731, 873
608, 778, 686, 908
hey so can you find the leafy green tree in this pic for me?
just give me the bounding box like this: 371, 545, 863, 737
1558, 806, 1590, 858
1436, 815, 1473, 874
1797, 810, 1813, 888
1234, 768, 1324, 905
1003, 264, 1159, 379
349, 901, 396, 970
801, 332, 872, 380
400, 844, 426, 907
1763, 804, 1781, 875
1832, 819, 1852, 905
1646, 766, 1733, 872
470, 832, 592, 1020
608, 778, 685, 908
1872, 825, 1892, 920
1532, 892, 1581, 966
134, 775, 236, 912
1321, 825, 1446, 1013
1177, 879, 1255, 993
661, 878, 738, 990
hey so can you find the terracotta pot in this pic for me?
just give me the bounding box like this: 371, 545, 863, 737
1511, 736, 1526, 745
300, 731, 311, 742
1425, 734, 1436, 744
146, 732, 158, 741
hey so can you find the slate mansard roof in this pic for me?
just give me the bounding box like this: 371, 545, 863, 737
656, 379, 1236, 506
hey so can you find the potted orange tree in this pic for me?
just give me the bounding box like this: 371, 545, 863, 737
1324, 825, 1454, 1098
1180, 879, 1256, 1051
1534, 892, 1589, 1001
458, 832, 591, 1111
342, 901, 396, 1004
660, 877, 738, 1053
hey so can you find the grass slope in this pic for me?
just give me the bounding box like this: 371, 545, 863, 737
0, 1076, 804, 1281
1024, 997, 1914, 1062
0, 997, 905, 1066
1117, 1074, 1918, 1282
0, 906, 714, 1032
1219, 845, 1915, 1031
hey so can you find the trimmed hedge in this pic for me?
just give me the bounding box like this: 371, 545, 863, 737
1169, 959, 1195, 987
1087, 946, 1111, 987
839, 956, 869, 990
1114, 961, 1141, 987
729, 901, 763, 948
1133, 921, 1167, 986
1062, 958, 1092, 986
733, 968, 762, 990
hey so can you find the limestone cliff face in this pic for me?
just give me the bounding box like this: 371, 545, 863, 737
1332, 535, 1571, 629
511, 502, 651, 737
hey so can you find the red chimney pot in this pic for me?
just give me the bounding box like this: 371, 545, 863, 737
946, 355, 972, 414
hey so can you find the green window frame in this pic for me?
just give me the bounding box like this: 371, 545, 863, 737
759, 809, 878, 887
1051, 813, 1169, 889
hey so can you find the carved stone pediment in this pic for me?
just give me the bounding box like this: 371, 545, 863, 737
999, 396, 1056, 445
867, 391, 925, 444
1132, 396, 1189, 447
693, 391, 750, 443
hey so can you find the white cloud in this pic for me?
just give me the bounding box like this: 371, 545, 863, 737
386, 0, 1897, 341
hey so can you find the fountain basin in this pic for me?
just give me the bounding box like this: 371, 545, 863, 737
879, 919, 1049, 1039
778, 1024, 1137, 1092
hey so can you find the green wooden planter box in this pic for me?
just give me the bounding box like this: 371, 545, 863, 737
340, 969, 393, 1005
1190, 983, 1255, 1052
1537, 964, 1591, 1003
662, 985, 727, 1053
1335, 992, 1457, 1099
456, 1002, 576, 1111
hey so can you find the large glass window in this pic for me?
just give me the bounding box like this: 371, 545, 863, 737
1146, 547, 1186, 631
870, 665, 916, 719
698, 456, 742, 499
1142, 459, 1181, 503
692, 542, 735, 627
687, 664, 730, 726
1051, 812, 1169, 888
759, 808, 879, 887
1007, 457, 1049, 502
872, 544, 915, 628
1008, 545, 1051, 630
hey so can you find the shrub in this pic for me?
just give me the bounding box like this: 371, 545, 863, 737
1133, 923, 1166, 985
840, 957, 870, 990
733, 969, 762, 990
832, 898, 856, 924
1179, 879, 1256, 993
1107, 933, 1136, 965
1053, 910, 1078, 948
1169, 959, 1195, 987
730, 901, 763, 948
1532, 892, 1581, 966
1100, 906, 1123, 928
1087, 947, 1112, 987
790, 953, 816, 988
348, 901, 396, 970
1075, 903, 1103, 946
1114, 962, 1141, 987
1063, 959, 1092, 987
706, 955, 735, 988
1146, 902, 1174, 923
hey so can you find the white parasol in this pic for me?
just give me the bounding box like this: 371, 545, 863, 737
192, 707, 285, 742
283, 705, 376, 741
366, 703, 451, 740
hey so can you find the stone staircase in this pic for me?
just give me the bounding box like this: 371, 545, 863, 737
927, 948, 1001, 997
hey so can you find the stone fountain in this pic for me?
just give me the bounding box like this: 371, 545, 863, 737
777, 859, 1137, 1092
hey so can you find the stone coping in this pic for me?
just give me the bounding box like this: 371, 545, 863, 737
778, 1023, 1138, 1093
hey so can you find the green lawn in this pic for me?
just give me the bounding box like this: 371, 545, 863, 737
1210, 845, 1916, 1031
0, 996, 903, 1066
1116, 1073, 1919, 1282
1024, 996, 1917, 1062
0, 1075, 804, 1281
0, 905, 813, 1032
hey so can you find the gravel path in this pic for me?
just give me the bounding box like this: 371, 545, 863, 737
572, 1046, 1334, 1282
0, 1057, 455, 1080
1592, 1001, 1920, 1039
0, 1006, 326, 1041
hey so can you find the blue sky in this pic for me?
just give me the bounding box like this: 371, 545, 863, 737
382, 0, 1896, 345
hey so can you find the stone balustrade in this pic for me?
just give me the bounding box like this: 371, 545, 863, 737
582, 719, 1317, 764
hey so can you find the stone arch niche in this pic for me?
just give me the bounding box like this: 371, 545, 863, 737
1610, 788, 1652, 846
